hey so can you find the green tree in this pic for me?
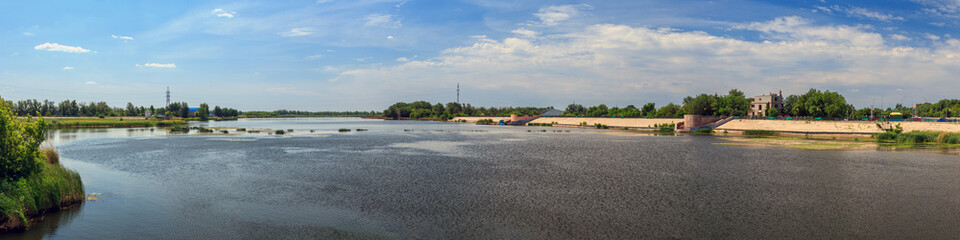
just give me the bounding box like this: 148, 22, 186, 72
716, 89, 751, 116
766, 106, 779, 117
198, 103, 210, 121
641, 103, 656, 117
683, 94, 717, 115
0, 97, 48, 181
655, 103, 682, 117
565, 104, 585, 116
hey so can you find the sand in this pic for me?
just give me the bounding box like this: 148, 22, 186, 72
716, 119, 883, 134
454, 116, 960, 134
895, 121, 960, 132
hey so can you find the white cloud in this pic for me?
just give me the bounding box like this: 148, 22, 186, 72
912, 0, 960, 17
305, 54, 324, 60
34, 43, 91, 53
364, 13, 402, 28
316, 0, 332, 3
137, 63, 177, 68
212, 8, 236, 18
926, 33, 941, 40
63, 66, 74, 70
511, 28, 539, 38
396, 57, 410, 62
22, 32, 34, 36
930, 22, 947, 26
84, 81, 97, 85
533, 4, 592, 26
280, 27, 316, 37
329, 16, 960, 107
815, 5, 904, 22
387, 35, 395, 40
111, 35, 134, 40
889, 34, 912, 41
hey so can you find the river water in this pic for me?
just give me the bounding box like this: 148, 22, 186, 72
3, 118, 959, 239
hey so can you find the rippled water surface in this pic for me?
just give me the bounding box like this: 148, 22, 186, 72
5, 118, 960, 239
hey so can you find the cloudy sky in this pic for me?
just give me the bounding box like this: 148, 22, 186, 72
2, 0, 960, 111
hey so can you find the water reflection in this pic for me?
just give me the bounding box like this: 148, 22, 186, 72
10, 118, 960, 238
0, 204, 83, 240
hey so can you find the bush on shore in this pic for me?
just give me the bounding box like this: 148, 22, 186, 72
475, 119, 495, 125
1, 98, 84, 231
877, 130, 960, 144
743, 130, 778, 136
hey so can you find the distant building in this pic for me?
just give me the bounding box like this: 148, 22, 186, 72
541, 109, 563, 117
750, 92, 783, 117
144, 110, 153, 117
188, 107, 199, 117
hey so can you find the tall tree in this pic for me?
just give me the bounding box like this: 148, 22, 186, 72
198, 103, 210, 121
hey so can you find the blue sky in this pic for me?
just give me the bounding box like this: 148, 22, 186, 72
2, 0, 960, 111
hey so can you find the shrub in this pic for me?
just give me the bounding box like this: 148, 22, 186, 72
743, 130, 778, 136
657, 123, 676, 133
275, 130, 285, 134
0, 104, 47, 182
475, 119, 495, 125
693, 128, 713, 134
338, 128, 351, 132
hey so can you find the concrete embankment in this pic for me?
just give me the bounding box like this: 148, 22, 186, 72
453, 117, 681, 129
716, 119, 960, 135
716, 119, 883, 135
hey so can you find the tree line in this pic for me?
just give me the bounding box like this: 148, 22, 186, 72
383, 101, 552, 120
564, 89, 855, 118
240, 110, 379, 118
2, 98, 239, 119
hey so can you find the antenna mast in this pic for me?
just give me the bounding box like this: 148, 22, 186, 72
166, 87, 171, 106
457, 83, 460, 104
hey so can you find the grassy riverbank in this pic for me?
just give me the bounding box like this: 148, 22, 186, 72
0, 148, 84, 231
42, 117, 187, 128
2, 99, 86, 232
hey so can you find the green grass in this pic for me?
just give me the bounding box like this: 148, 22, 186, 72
877, 131, 960, 144
692, 128, 714, 134
743, 130, 778, 136
475, 119, 495, 125
44, 118, 187, 128
0, 150, 84, 231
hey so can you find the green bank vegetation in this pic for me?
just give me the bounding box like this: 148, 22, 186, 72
5, 99, 239, 119
562, 88, 855, 118
240, 110, 378, 118
383, 101, 552, 120
876, 123, 960, 144
655, 123, 676, 133
1, 99, 84, 231
43, 118, 187, 128
475, 119, 496, 125
743, 130, 779, 136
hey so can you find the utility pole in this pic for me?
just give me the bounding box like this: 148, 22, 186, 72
166, 87, 171, 106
